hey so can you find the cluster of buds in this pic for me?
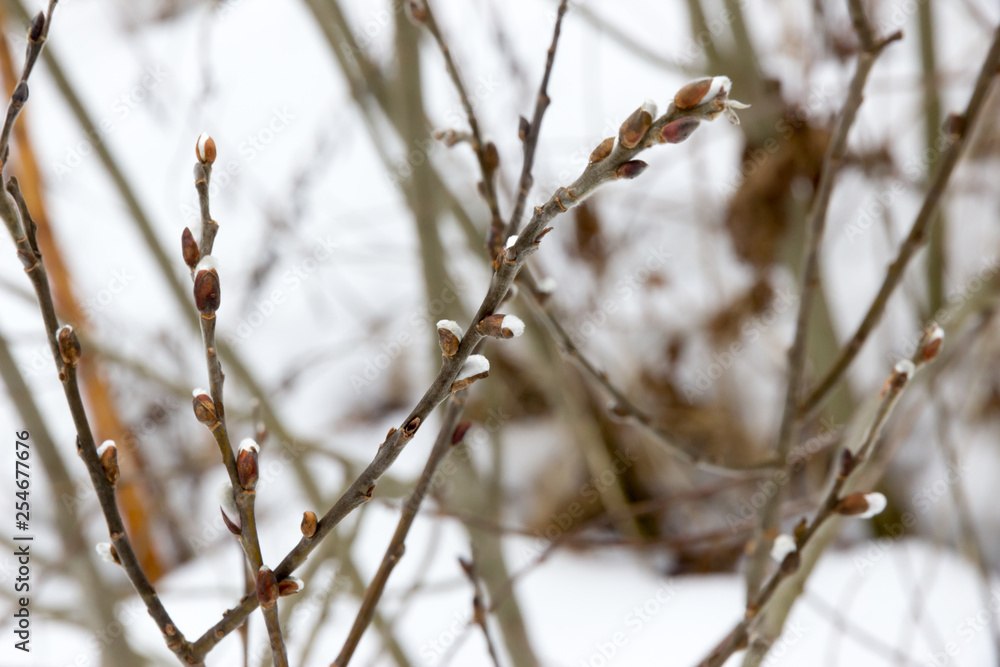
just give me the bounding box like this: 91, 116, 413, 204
193, 256, 221, 318
218, 481, 241, 535
301, 510, 318, 538
196, 132, 216, 165
834, 491, 887, 519
451, 355, 490, 392
97, 440, 119, 486
476, 314, 525, 339
256, 566, 279, 610
237, 439, 259, 491
57, 325, 81, 368
672, 76, 749, 125
437, 320, 462, 357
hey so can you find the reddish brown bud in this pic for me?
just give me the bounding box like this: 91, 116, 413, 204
278, 576, 304, 597
220, 507, 241, 535
192, 390, 218, 425
256, 566, 279, 610
28, 11, 44, 42
97, 441, 119, 486
919, 323, 944, 363
403, 416, 422, 438
452, 421, 472, 445
615, 160, 649, 180
57, 325, 81, 368
237, 439, 259, 491
483, 141, 500, 173
196, 133, 216, 165
193, 262, 221, 316
834, 492, 887, 519
476, 314, 526, 339
619, 101, 655, 150
589, 137, 615, 165
660, 116, 701, 144
300, 510, 318, 538
518, 116, 531, 142
673, 78, 713, 110
437, 320, 461, 357
182, 228, 200, 270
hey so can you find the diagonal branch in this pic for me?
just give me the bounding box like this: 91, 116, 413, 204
798, 23, 1000, 419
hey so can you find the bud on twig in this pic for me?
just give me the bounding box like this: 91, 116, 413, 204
769, 533, 796, 564
196, 132, 216, 165
589, 137, 615, 165
97, 440, 119, 486
182, 227, 200, 270
437, 320, 462, 357
483, 141, 500, 172
193, 257, 221, 317
218, 482, 241, 534
237, 439, 259, 491
882, 359, 915, 396
28, 11, 45, 42
615, 160, 648, 180
451, 354, 490, 392
919, 323, 945, 363
192, 389, 218, 426
476, 314, 525, 339
96, 542, 120, 565
619, 100, 656, 150
256, 566, 279, 610
405, 0, 427, 24
673, 76, 749, 124
835, 492, 887, 519
660, 116, 701, 144
504, 235, 519, 262
278, 576, 305, 597
301, 510, 318, 538
452, 421, 472, 445
58, 325, 81, 368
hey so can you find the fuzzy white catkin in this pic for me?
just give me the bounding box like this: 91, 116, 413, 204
501, 315, 525, 338
703, 76, 731, 103
505, 235, 518, 250
894, 359, 916, 379
196, 132, 212, 161
858, 492, 887, 519
95, 543, 115, 563
217, 481, 239, 521
287, 576, 304, 592
239, 438, 259, 454
437, 320, 463, 338
640, 99, 658, 118
193, 387, 209, 398
455, 355, 490, 382
194, 255, 218, 275
96, 440, 115, 457
770, 534, 796, 562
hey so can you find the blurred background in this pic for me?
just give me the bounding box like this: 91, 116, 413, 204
0, 0, 998, 664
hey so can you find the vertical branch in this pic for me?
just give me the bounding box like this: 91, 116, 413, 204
505, 0, 569, 239
743, 6, 900, 600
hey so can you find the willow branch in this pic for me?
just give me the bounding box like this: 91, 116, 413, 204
188, 80, 750, 659
743, 5, 900, 598
799, 23, 1000, 418
189, 156, 288, 667
505, 0, 569, 240
332, 396, 466, 666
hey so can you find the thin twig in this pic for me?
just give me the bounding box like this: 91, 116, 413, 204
505, 0, 569, 240
421, 0, 506, 256
460, 552, 504, 667
743, 1, 901, 598
697, 351, 934, 667
332, 396, 466, 666
190, 158, 288, 667
799, 24, 1000, 418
